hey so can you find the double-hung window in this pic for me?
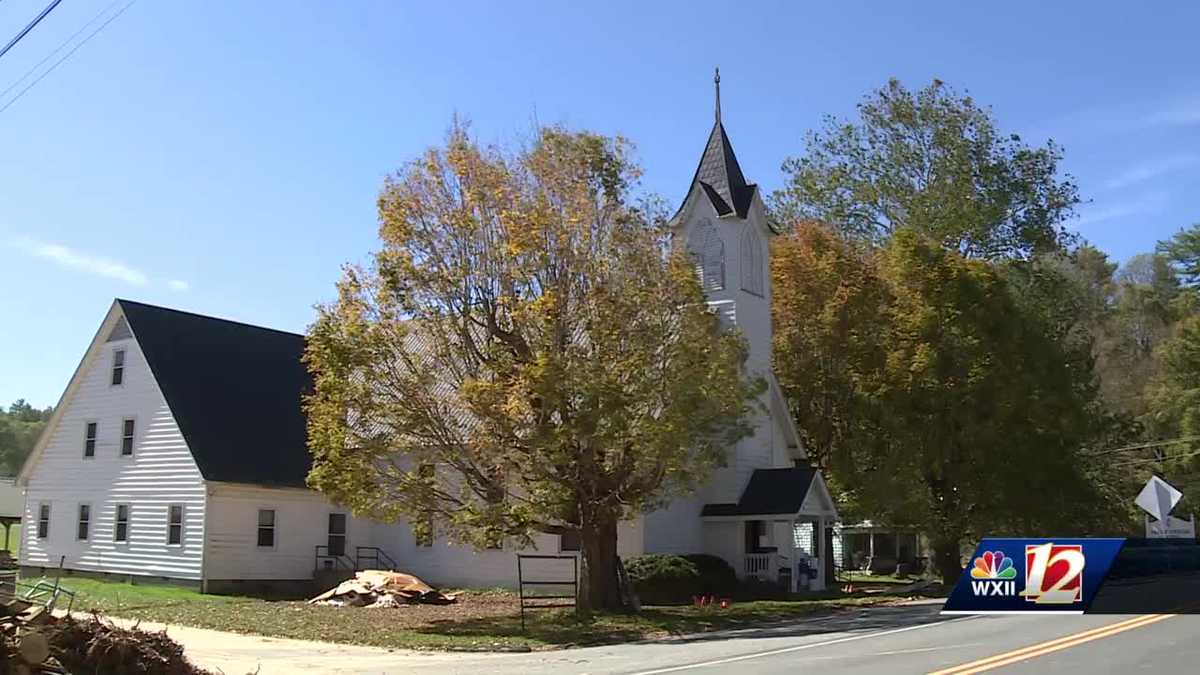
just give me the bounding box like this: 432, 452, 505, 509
111, 349, 125, 386
168, 505, 184, 545
36, 504, 50, 539
83, 422, 97, 458
121, 419, 135, 456
114, 504, 130, 542
77, 504, 91, 541
257, 509, 276, 547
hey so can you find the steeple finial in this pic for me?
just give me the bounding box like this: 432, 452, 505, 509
714, 67, 722, 124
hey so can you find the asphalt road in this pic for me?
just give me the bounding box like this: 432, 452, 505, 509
168, 601, 1200, 674
394, 602, 1200, 675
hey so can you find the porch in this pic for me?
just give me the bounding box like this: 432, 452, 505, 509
701, 467, 839, 593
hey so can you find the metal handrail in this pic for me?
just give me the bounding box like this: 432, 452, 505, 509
354, 546, 398, 571
314, 545, 355, 573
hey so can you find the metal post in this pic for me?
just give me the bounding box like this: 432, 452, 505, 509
517, 555, 526, 631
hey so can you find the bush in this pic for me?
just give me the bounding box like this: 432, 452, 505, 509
683, 554, 738, 595
625, 554, 700, 605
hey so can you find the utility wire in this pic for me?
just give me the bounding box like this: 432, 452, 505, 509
0, 0, 122, 102
0, 0, 64, 62
1109, 448, 1200, 469
0, 0, 137, 115
1084, 435, 1200, 458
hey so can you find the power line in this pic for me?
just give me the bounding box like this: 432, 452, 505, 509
0, 0, 64, 62
0, 0, 137, 115
0, 0, 123, 102
1109, 448, 1200, 469
1084, 435, 1200, 458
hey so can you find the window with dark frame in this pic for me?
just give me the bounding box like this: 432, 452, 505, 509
111, 349, 125, 386
77, 504, 90, 541
328, 513, 346, 557
114, 504, 130, 542
121, 419, 135, 456
84, 422, 97, 458
37, 504, 49, 539
168, 505, 184, 545
559, 530, 581, 552
257, 508, 275, 547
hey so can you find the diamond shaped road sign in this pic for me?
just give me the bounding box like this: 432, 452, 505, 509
1135, 475, 1183, 523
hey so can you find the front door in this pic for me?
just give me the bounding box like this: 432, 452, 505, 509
328, 513, 347, 557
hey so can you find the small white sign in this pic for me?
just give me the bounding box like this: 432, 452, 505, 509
1135, 475, 1183, 522
1147, 513, 1196, 539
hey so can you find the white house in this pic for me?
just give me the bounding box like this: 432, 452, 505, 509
18, 77, 837, 594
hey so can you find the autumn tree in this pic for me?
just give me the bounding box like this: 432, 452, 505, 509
304, 123, 761, 611
774, 224, 1111, 584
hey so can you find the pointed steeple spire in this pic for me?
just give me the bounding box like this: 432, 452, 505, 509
678, 68, 755, 219
714, 67, 722, 124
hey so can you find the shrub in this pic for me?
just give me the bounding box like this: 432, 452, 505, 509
682, 554, 738, 595
625, 554, 700, 605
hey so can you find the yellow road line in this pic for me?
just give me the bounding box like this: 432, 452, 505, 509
928, 613, 1175, 675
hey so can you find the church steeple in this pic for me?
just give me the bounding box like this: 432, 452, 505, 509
682, 68, 756, 219
715, 67, 722, 124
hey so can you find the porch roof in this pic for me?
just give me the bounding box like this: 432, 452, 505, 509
700, 467, 817, 517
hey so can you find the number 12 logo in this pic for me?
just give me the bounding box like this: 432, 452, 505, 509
1021, 543, 1085, 604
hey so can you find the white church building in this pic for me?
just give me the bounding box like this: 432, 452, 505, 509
17, 79, 838, 594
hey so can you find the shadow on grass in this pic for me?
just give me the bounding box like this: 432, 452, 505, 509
413, 594, 952, 648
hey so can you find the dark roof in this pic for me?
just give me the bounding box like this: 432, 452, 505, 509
701, 467, 816, 517
684, 121, 757, 219
118, 299, 313, 488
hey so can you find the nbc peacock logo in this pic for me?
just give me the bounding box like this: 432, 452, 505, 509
969, 550, 1017, 597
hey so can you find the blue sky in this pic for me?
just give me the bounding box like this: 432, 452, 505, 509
3, 1, 1200, 407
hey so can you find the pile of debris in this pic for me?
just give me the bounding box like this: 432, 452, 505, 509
310, 570, 458, 608
0, 610, 216, 675
44, 615, 216, 675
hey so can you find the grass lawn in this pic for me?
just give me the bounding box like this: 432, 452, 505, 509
841, 572, 927, 585
43, 576, 941, 651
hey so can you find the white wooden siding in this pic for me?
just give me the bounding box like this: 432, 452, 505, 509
642, 494, 704, 555
202, 483, 375, 581
20, 315, 206, 580
363, 518, 643, 589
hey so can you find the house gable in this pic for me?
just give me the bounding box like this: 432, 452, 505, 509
18, 301, 207, 579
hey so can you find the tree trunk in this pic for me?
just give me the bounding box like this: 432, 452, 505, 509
931, 534, 963, 587
578, 514, 622, 613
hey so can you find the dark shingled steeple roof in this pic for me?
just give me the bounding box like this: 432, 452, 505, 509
118, 299, 313, 488
691, 121, 756, 218
680, 69, 757, 219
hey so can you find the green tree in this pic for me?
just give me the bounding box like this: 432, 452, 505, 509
774, 225, 1111, 584
304, 123, 761, 611
773, 79, 1079, 261
0, 399, 53, 475
1158, 223, 1200, 286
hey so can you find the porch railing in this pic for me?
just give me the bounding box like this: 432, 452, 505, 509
744, 553, 775, 579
